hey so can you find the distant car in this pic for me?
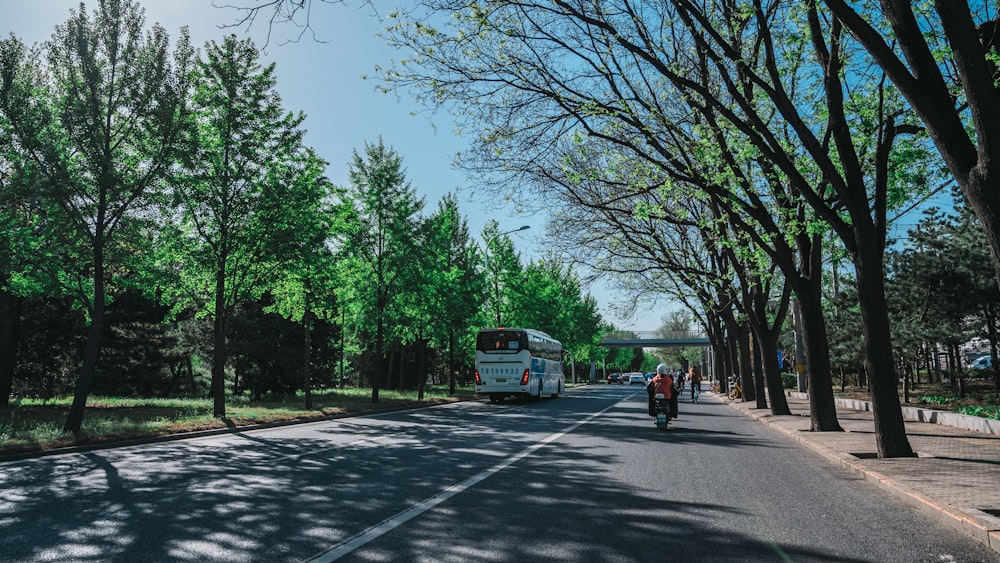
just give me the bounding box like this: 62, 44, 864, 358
622, 371, 646, 385
644, 372, 654, 382
970, 356, 992, 370
607, 372, 621, 384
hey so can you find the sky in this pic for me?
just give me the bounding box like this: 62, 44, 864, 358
1, 0, 674, 332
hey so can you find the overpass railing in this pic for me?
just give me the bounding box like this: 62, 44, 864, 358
602, 330, 708, 341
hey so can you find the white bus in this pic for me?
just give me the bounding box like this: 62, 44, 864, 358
474, 327, 565, 403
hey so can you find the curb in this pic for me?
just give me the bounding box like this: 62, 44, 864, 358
787, 391, 1000, 436
721, 395, 1000, 558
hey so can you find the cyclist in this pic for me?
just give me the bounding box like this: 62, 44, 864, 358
647, 364, 675, 422
688, 365, 703, 403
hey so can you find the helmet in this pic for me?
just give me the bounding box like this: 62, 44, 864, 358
656, 363, 669, 375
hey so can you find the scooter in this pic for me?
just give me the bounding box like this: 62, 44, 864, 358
653, 393, 670, 430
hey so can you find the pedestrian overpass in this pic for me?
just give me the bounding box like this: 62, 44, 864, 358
599, 330, 711, 348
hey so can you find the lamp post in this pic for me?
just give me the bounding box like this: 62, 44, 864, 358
484, 225, 530, 326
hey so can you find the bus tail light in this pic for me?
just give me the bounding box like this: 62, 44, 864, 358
474, 370, 482, 385
520, 369, 530, 385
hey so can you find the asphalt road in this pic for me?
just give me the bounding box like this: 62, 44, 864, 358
1, 384, 995, 562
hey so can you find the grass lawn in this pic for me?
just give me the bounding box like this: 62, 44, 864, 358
0, 386, 479, 457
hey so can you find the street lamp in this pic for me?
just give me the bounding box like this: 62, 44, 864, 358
484, 225, 530, 326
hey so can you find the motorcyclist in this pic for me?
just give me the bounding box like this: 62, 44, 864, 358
647, 364, 675, 421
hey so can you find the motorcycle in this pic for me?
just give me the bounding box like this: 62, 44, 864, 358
653, 393, 670, 430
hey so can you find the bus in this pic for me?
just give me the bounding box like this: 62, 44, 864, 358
474, 327, 565, 403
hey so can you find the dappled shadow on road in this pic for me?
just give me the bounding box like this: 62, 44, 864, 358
0, 388, 907, 562
337, 405, 877, 563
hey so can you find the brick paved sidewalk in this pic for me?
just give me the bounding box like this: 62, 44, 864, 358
717, 391, 1000, 557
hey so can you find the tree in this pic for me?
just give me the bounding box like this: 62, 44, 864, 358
655, 312, 705, 370
481, 221, 527, 327
424, 194, 485, 394
167, 34, 307, 418
887, 192, 1000, 390
260, 149, 343, 409
822, 1, 1000, 292
0, 0, 193, 431
341, 138, 425, 403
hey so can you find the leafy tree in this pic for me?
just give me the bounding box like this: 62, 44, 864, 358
481, 221, 527, 327
0, 85, 45, 407
0, 0, 193, 431
341, 138, 425, 403
166, 34, 307, 418
261, 149, 344, 409
655, 311, 702, 369
423, 194, 485, 394
822, 1, 1000, 292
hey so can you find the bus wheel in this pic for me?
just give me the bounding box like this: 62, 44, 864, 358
537, 380, 544, 400
552, 382, 561, 398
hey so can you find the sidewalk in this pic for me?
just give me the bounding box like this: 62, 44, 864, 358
718, 391, 1000, 557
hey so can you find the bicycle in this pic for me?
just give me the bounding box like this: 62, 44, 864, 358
727, 379, 742, 401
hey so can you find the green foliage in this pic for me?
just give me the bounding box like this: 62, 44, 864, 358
1, 2, 622, 410
957, 405, 1000, 420
886, 189, 1000, 365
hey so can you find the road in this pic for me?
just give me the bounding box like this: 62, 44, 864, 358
1, 385, 995, 562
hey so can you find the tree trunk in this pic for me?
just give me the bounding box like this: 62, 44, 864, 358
387, 344, 399, 391
758, 329, 792, 416
163, 362, 181, 397
750, 333, 768, 410
448, 328, 456, 395
736, 321, 753, 402
722, 317, 740, 394
372, 314, 383, 404
796, 281, 843, 431
418, 336, 426, 400
186, 356, 195, 394
0, 287, 19, 409
987, 304, 1000, 392
64, 241, 106, 433
855, 249, 914, 458
303, 310, 312, 410
212, 268, 228, 418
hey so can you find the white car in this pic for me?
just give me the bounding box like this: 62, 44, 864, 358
626, 372, 646, 385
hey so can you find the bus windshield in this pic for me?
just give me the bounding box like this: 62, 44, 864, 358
477, 330, 526, 352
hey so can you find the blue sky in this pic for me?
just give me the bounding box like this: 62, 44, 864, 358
2, 0, 671, 332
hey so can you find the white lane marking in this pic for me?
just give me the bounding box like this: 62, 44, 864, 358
306, 400, 622, 562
